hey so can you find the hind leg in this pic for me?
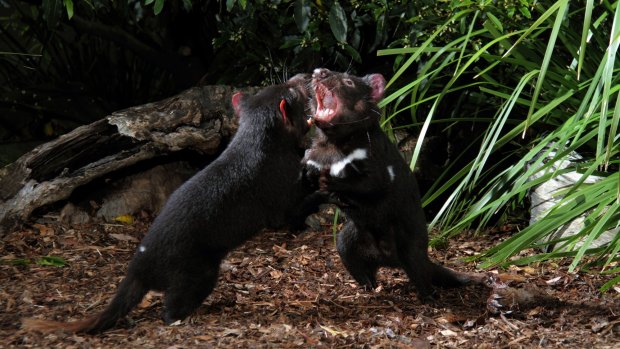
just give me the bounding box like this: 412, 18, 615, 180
336, 221, 381, 289
162, 261, 220, 324
396, 249, 435, 300
393, 221, 436, 300
395, 220, 483, 299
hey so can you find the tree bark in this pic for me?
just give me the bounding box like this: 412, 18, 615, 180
0, 85, 256, 238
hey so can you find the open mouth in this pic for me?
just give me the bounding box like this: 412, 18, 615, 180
313, 82, 338, 123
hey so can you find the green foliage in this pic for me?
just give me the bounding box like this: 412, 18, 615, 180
328, 1, 347, 43
1, 258, 30, 266
63, 0, 75, 19
380, 0, 620, 286
332, 207, 340, 246
42, 0, 65, 29
1, 256, 67, 267
0, 0, 415, 160
36, 256, 67, 267
210, 0, 415, 84
145, 0, 166, 15
0, 0, 209, 158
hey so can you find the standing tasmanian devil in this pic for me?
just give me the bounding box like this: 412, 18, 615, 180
302, 68, 484, 300
23, 75, 312, 334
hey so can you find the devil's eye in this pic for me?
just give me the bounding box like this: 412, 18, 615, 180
343, 78, 355, 87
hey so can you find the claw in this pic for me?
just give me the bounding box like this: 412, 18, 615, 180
489, 299, 504, 308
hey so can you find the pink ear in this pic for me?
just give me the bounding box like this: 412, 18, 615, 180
232, 92, 244, 113
279, 99, 288, 124
366, 74, 386, 102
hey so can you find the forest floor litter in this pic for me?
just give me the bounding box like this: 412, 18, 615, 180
1, 210, 619, 348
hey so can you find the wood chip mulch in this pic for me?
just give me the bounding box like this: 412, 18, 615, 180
1, 212, 619, 348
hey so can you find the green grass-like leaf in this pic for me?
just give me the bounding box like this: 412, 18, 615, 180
36, 256, 67, 267
380, 0, 620, 290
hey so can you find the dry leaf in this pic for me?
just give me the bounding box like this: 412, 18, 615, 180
137, 291, 160, 308
545, 276, 562, 285
21, 290, 33, 304
222, 328, 243, 336
270, 270, 283, 279
109, 233, 139, 242
33, 223, 54, 236
440, 329, 458, 337
320, 324, 347, 337
113, 215, 134, 224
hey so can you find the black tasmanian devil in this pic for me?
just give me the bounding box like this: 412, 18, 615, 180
302, 68, 484, 300
23, 75, 312, 334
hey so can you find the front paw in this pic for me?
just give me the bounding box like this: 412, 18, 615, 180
301, 167, 320, 190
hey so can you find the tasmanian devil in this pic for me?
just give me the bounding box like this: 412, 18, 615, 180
23, 75, 312, 334
302, 68, 484, 300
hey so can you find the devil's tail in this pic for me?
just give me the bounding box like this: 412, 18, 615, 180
22, 275, 148, 334
430, 262, 487, 288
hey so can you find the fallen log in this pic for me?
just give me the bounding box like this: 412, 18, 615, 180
0, 85, 256, 238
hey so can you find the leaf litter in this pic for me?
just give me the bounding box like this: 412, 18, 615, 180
0, 211, 619, 348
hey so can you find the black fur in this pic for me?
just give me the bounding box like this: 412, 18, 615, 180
302, 68, 482, 300
25, 75, 312, 334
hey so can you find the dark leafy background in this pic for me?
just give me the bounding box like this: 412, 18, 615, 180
0, 0, 536, 164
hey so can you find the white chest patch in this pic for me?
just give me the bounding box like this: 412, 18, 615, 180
139, 245, 146, 253
330, 148, 368, 178
306, 159, 324, 171
387, 165, 395, 182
